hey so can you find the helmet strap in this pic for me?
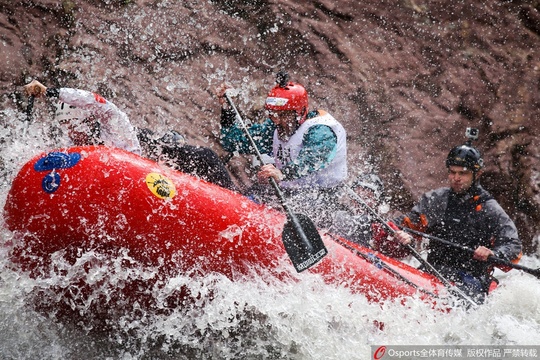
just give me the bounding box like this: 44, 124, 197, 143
277, 119, 300, 140
472, 168, 484, 185
297, 107, 308, 124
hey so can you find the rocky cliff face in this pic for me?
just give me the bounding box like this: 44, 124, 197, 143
1, 0, 539, 252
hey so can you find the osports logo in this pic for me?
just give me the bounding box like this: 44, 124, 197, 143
146, 173, 176, 200
373, 346, 386, 360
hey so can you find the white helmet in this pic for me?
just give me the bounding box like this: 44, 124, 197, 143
352, 173, 384, 200
158, 130, 186, 148
54, 101, 90, 124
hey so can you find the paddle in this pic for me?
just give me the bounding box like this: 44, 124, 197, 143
344, 186, 479, 307
26, 95, 35, 122
21, 95, 35, 137
327, 233, 439, 298
23, 82, 41, 135
223, 92, 327, 272
398, 227, 540, 279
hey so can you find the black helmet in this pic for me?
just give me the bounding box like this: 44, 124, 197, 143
445, 144, 484, 172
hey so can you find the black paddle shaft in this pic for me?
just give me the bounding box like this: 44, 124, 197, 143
400, 227, 540, 279
26, 95, 35, 123
344, 186, 479, 307
223, 92, 327, 272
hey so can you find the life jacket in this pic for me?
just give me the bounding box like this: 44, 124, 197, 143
272, 110, 347, 189
421, 186, 495, 279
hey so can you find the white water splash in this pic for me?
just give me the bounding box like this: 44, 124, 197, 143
1, 109, 539, 360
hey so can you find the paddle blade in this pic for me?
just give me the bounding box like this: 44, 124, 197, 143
282, 213, 327, 272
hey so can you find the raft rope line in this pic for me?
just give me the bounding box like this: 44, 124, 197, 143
326, 232, 440, 299
343, 186, 479, 308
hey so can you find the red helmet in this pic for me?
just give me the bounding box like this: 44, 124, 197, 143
265, 82, 309, 123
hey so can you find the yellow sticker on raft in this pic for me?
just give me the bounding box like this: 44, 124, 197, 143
146, 173, 176, 200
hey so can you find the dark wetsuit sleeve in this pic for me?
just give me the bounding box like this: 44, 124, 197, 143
162, 144, 237, 191
485, 199, 522, 261
220, 108, 235, 127
220, 113, 275, 155
46, 88, 60, 98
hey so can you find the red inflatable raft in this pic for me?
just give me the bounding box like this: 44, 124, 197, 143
3, 146, 447, 310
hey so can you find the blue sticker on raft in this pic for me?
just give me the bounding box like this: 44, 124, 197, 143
42, 172, 61, 193
34, 151, 81, 194
34, 152, 81, 171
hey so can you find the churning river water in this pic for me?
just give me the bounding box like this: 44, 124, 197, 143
0, 111, 539, 360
